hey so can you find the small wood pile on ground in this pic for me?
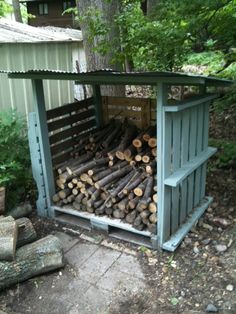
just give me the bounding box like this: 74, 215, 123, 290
53, 119, 158, 234
0, 204, 64, 291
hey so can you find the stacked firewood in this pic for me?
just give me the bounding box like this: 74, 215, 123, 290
53, 120, 157, 234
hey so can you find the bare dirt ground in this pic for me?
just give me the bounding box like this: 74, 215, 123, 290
0, 102, 235, 314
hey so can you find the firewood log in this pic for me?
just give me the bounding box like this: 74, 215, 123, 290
95, 203, 106, 215
94, 165, 132, 189
137, 176, 154, 210
92, 160, 127, 182
140, 210, 150, 220
125, 210, 137, 224
0, 216, 18, 261
68, 181, 74, 189
132, 130, 146, 148
88, 166, 107, 177
87, 207, 95, 213
0, 235, 64, 291
148, 137, 157, 148
122, 173, 146, 195
124, 145, 136, 160
73, 157, 109, 177
133, 177, 149, 197
75, 193, 84, 204
149, 202, 157, 213
65, 152, 94, 175
113, 209, 125, 219
117, 197, 129, 211
52, 193, 60, 203
133, 215, 142, 227
128, 196, 140, 210
153, 193, 157, 203
101, 122, 122, 148
147, 222, 157, 234
116, 125, 137, 160
142, 126, 155, 142
105, 207, 113, 215
149, 213, 157, 224
110, 170, 136, 198
151, 148, 157, 157
93, 199, 104, 209
16, 217, 37, 248
135, 223, 145, 231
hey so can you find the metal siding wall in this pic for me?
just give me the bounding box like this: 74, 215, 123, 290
0, 42, 75, 117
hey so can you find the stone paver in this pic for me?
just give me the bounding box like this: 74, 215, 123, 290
65, 242, 99, 268
69, 285, 112, 314
111, 253, 145, 280
53, 231, 80, 253
79, 246, 122, 283
96, 264, 146, 293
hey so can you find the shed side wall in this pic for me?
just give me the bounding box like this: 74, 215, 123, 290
0, 42, 74, 117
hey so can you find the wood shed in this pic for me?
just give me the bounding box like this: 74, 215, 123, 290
0, 18, 86, 116
8, 69, 232, 251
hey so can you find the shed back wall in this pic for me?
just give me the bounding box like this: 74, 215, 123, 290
0, 42, 75, 117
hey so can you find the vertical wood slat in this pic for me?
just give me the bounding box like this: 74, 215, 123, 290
93, 84, 103, 128
187, 106, 198, 214
194, 103, 204, 206
179, 109, 190, 223
200, 102, 210, 198
171, 112, 181, 233
157, 82, 171, 246
32, 79, 55, 217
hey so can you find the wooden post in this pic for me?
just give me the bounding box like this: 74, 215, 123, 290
32, 79, 55, 217
92, 84, 103, 128
156, 82, 170, 248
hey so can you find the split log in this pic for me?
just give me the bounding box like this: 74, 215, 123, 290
117, 197, 129, 212
0, 216, 18, 261
113, 209, 125, 219
0, 235, 64, 291
16, 217, 37, 248
140, 210, 150, 220
153, 193, 157, 203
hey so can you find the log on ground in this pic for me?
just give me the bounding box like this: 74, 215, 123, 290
0, 235, 64, 291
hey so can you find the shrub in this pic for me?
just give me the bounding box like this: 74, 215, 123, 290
0, 110, 34, 209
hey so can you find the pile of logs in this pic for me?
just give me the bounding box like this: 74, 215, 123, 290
53, 120, 157, 234
0, 206, 64, 291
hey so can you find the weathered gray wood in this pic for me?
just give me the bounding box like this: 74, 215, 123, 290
171, 112, 181, 233
0, 187, 5, 214
32, 79, 55, 217
0, 235, 64, 291
0, 217, 18, 261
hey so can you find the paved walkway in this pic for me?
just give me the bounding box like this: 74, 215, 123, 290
3, 231, 147, 314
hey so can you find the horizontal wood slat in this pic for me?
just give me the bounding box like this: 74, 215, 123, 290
46, 98, 94, 120
49, 119, 96, 145
51, 138, 79, 156
47, 108, 95, 132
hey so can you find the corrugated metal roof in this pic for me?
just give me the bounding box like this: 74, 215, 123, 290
0, 18, 82, 43
7, 69, 234, 86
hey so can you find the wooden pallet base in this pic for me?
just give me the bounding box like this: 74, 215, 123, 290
52, 206, 156, 249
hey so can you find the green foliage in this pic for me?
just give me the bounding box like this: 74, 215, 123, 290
209, 138, 236, 168
75, 0, 236, 72
0, 110, 33, 208
0, 0, 12, 16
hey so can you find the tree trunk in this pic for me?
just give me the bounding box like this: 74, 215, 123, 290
0, 235, 64, 291
77, 0, 124, 96
12, 0, 23, 23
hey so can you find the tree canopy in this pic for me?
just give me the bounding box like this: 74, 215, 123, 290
74, 0, 236, 77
